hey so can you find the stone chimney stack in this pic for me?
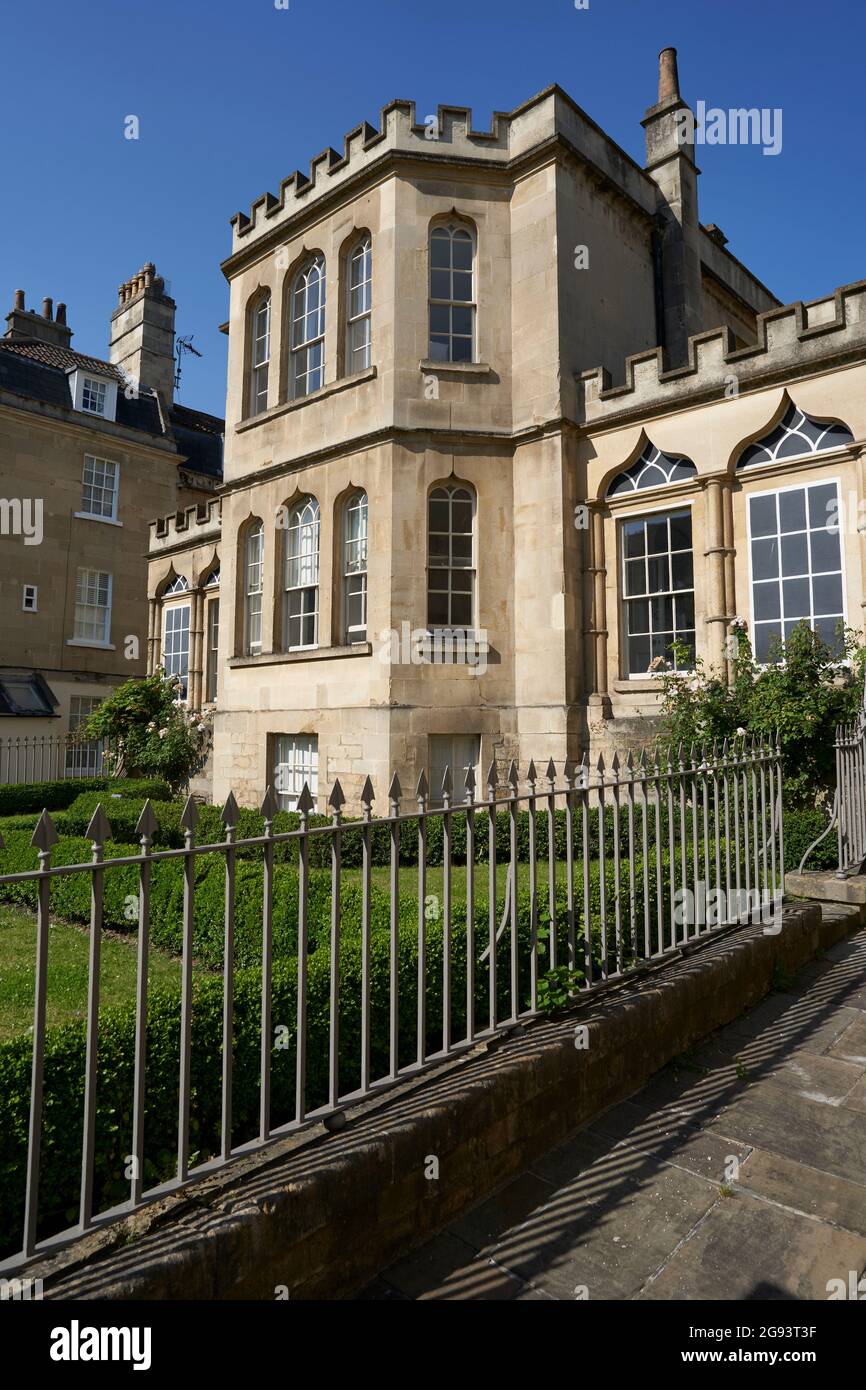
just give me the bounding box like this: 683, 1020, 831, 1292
641, 46, 703, 366
4, 289, 74, 348
108, 262, 176, 402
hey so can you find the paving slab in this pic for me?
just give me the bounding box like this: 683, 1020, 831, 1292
364, 924, 866, 1301
638, 1190, 866, 1301
737, 1148, 866, 1237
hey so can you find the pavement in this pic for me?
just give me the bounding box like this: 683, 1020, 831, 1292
361, 926, 866, 1300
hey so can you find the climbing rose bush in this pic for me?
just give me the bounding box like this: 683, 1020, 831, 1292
73, 670, 211, 795
654, 621, 866, 808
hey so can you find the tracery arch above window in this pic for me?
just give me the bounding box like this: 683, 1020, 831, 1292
203, 567, 220, 587
606, 443, 697, 497
737, 404, 853, 470
164, 575, 189, 594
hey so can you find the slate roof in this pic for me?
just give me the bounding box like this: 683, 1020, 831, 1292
0, 338, 223, 480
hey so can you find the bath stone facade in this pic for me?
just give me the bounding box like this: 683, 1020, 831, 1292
151, 48, 849, 814
0, 268, 223, 756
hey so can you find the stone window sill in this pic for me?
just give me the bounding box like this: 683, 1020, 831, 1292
66, 638, 116, 651
613, 678, 665, 694
236, 366, 377, 432
229, 643, 372, 669
419, 360, 492, 376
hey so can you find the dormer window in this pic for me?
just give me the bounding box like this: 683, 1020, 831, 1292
68, 368, 118, 423
82, 377, 107, 415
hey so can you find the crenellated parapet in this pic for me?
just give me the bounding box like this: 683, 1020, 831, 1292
149, 497, 222, 554
578, 280, 866, 423
228, 98, 515, 251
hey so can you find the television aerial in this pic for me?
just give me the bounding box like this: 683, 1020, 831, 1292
174, 334, 203, 392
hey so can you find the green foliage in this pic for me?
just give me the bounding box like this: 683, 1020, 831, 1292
0, 847, 671, 1253
656, 623, 866, 807
783, 805, 838, 873
74, 671, 211, 794
0, 776, 172, 819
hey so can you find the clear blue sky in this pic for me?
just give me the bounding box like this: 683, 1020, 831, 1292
3, 0, 863, 418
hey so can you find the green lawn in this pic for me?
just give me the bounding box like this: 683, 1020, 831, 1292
0, 905, 188, 1043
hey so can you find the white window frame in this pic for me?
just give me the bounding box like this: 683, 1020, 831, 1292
75, 455, 121, 525
70, 567, 113, 648
249, 294, 271, 416
244, 522, 264, 656
619, 501, 696, 679
745, 476, 847, 666
345, 236, 372, 374
162, 600, 191, 698
68, 369, 118, 422
343, 491, 368, 644
66, 695, 104, 776
273, 733, 318, 811
283, 497, 320, 651
206, 596, 220, 703
22, 584, 38, 612
428, 733, 481, 808
290, 256, 326, 400
427, 484, 476, 634
428, 222, 476, 363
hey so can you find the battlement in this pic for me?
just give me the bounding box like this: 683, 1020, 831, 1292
227, 96, 520, 252
149, 497, 222, 552
578, 280, 866, 423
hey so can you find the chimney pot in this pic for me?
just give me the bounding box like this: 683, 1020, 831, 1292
56, 302, 67, 325
658, 46, 680, 104
42, 297, 53, 321
13, 289, 25, 311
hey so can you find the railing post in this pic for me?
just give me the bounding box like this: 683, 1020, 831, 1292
177, 796, 198, 1182
416, 770, 429, 1066
220, 792, 239, 1162
360, 775, 374, 1092
23, 810, 58, 1256
131, 800, 157, 1204
79, 804, 111, 1230
464, 766, 477, 1042
330, 778, 347, 1101
295, 782, 313, 1126
386, 774, 399, 1081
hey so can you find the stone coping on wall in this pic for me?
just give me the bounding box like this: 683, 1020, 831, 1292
21, 896, 863, 1300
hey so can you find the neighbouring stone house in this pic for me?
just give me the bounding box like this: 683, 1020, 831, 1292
147, 48, 865, 811
0, 266, 223, 778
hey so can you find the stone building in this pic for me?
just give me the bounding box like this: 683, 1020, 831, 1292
0, 265, 222, 776
148, 49, 864, 811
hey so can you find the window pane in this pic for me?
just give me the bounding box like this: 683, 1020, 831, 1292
430, 233, 451, 269
625, 559, 645, 596
812, 573, 843, 616
670, 552, 692, 590
778, 489, 807, 534
753, 581, 781, 621
751, 537, 779, 581
780, 531, 808, 576
674, 593, 695, 629
647, 555, 669, 592
623, 520, 645, 558
628, 598, 649, 633
452, 271, 473, 302
651, 596, 673, 632
755, 621, 783, 663
451, 235, 473, 270
628, 635, 651, 674
808, 482, 838, 528
750, 494, 777, 537
810, 527, 841, 572
782, 577, 810, 618
430, 269, 450, 299
645, 518, 668, 554
669, 512, 692, 551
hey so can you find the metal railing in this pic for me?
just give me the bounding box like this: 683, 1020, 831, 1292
836, 702, 866, 874
0, 735, 784, 1272
0, 735, 107, 786
797, 679, 866, 877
